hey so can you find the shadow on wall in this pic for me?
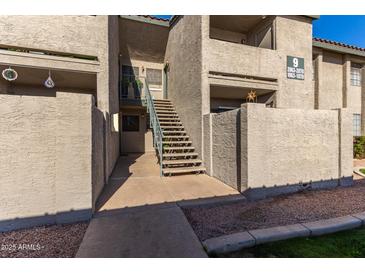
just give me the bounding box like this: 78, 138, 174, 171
242, 176, 354, 201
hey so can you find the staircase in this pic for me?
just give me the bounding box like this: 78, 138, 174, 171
153, 99, 206, 176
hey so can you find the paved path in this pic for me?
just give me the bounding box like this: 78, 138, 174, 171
76, 153, 242, 257
76, 204, 207, 258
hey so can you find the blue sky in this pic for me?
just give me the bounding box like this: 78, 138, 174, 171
313, 15, 365, 48
154, 15, 365, 48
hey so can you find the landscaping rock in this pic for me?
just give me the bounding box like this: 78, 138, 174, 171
303, 216, 362, 236
249, 224, 310, 245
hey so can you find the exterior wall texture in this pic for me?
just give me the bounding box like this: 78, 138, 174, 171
0, 15, 120, 182
242, 104, 352, 190
205, 16, 315, 110
204, 103, 353, 197
165, 16, 204, 156
0, 90, 95, 231
205, 109, 241, 191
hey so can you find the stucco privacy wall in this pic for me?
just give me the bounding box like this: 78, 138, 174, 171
204, 103, 353, 195
165, 16, 204, 156
242, 104, 352, 190
92, 106, 105, 209
0, 90, 96, 231
203, 110, 241, 190
0, 15, 120, 180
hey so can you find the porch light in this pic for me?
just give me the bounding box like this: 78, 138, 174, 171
44, 70, 55, 88
2, 67, 18, 81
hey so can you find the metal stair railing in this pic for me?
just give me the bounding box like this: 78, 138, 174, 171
143, 76, 164, 177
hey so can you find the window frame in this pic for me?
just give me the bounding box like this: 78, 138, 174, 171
122, 115, 140, 132
146, 68, 163, 86
353, 113, 361, 137
351, 64, 362, 87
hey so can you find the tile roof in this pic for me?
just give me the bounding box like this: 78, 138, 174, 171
313, 37, 365, 53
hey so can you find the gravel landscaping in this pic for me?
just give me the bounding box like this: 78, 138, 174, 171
0, 222, 89, 258
183, 180, 365, 241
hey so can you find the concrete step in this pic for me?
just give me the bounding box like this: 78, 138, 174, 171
155, 107, 175, 111
163, 146, 195, 151
154, 104, 174, 107
161, 126, 185, 129
154, 104, 173, 108
159, 117, 181, 121
157, 113, 179, 117
163, 131, 187, 135
162, 159, 203, 166
160, 121, 183, 125
163, 141, 192, 145
153, 99, 171, 103
156, 110, 177, 114
163, 135, 189, 142
163, 152, 198, 158
163, 166, 206, 175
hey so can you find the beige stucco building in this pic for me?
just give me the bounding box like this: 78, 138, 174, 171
0, 15, 363, 231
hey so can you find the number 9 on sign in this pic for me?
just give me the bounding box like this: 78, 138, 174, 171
293, 58, 299, 68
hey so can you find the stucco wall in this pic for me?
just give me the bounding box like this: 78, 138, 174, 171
119, 17, 168, 63
347, 85, 362, 114
92, 106, 105, 209
0, 90, 96, 231
205, 109, 241, 190
0, 16, 104, 56
120, 108, 154, 153
0, 15, 120, 183
318, 51, 344, 109
241, 104, 352, 190
205, 16, 314, 110
205, 103, 352, 195
165, 16, 204, 156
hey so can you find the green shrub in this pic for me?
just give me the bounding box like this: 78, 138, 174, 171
354, 136, 365, 159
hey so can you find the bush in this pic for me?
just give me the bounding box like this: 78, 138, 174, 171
354, 136, 365, 159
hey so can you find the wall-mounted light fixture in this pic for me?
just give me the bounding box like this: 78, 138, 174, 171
2, 67, 18, 81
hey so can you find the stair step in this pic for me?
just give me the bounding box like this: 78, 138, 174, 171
153, 99, 171, 103
163, 131, 187, 135
160, 122, 182, 125
154, 104, 174, 107
163, 135, 190, 139
163, 141, 192, 145
161, 126, 184, 129
159, 117, 181, 121
163, 146, 194, 151
155, 107, 175, 110
157, 113, 179, 117
162, 159, 202, 166
162, 166, 206, 175
157, 111, 177, 114
163, 152, 198, 158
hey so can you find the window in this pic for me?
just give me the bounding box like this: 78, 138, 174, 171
122, 115, 139, 132
353, 114, 361, 136
146, 68, 162, 85
351, 64, 362, 86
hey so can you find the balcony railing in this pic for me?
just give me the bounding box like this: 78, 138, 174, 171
143, 76, 164, 176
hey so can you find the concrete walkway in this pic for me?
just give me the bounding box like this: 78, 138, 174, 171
76, 204, 207, 258
77, 153, 241, 257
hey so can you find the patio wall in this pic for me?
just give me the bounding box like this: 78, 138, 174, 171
0, 89, 99, 231
204, 103, 353, 198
